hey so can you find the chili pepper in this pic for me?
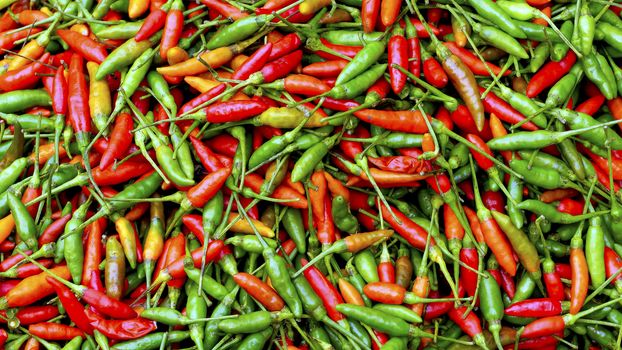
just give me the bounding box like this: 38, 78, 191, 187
491, 211, 540, 278
527, 51, 577, 97
28, 323, 84, 340
460, 234, 479, 300
233, 272, 285, 311
84, 309, 156, 340
6, 191, 37, 250
46, 278, 93, 334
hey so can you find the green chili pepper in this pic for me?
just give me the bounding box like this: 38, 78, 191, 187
7, 191, 38, 250
466, 0, 526, 39
96, 21, 143, 39
0, 113, 55, 132
237, 328, 273, 350
0, 90, 51, 113
336, 41, 386, 85
61, 336, 83, 350
372, 304, 422, 324
328, 64, 388, 100
586, 216, 606, 289
263, 248, 303, 317
96, 34, 161, 80
509, 159, 575, 190
517, 151, 576, 180
581, 51, 616, 100
185, 282, 208, 350
511, 273, 535, 303
64, 197, 92, 284
335, 304, 423, 337
282, 208, 307, 254
218, 310, 291, 334
206, 15, 268, 49
185, 267, 228, 300
478, 271, 504, 349
353, 250, 379, 283
551, 21, 573, 61
473, 23, 528, 59
517, 200, 604, 224
513, 20, 560, 43
291, 133, 340, 182
112, 332, 189, 350
204, 289, 237, 349
320, 31, 383, 46
530, 43, 550, 73
332, 196, 359, 234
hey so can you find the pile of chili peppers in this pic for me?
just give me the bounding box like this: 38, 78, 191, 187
3, 0, 622, 349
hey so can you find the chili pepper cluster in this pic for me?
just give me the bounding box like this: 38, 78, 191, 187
2, 0, 622, 349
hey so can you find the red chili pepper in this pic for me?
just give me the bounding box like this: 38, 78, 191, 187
0, 250, 31, 271
0, 27, 42, 51
466, 134, 494, 171
159, 240, 225, 282
483, 190, 505, 213
135, 9, 166, 41
68, 53, 92, 149
160, 4, 184, 60
56, 29, 107, 64
244, 173, 308, 209
460, 243, 479, 301
200, 0, 247, 19
505, 298, 564, 318
302, 60, 348, 78
0, 12, 17, 32
557, 198, 583, 216
0, 305, 58, 325
451, 105, 493, 140
362, 0, 380, 32
379, 203, 432, 250
99, 112, 133, 170
309, 170, 334, 245
187, 168, 230, 208
284, 74, 331, 96
178, 83, 227, 116
45, 67, 66, 121
260, 50, 303, 83
604, 247, 622, 288
521, 316, 565, 338
46, 278, 94, 334
261, 0, 296, 11
38, 213, 72, 245
301, 258, 345, 322
422, 53, 448, 88
268, 33, 302, 61
575, 94, 605, 116
92, 159, 153, 186
569, 241, 588, 314
526, 51, 577, 98
84, 309, 157, 340
234, 272, 285, 311
448, 305, 486, 346
354, 109, 429, 134
82, 218, 106, 287
189, 136, 224, 173
28, 323, 84, 340
203, 100, 269, 123
390, 33, 408, 94
0, 52, 49, 91
479, 87, 539, 131
315, 39, 362, 60
233, 43, 273, 80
